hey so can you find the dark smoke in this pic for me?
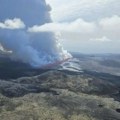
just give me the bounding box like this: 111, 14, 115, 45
0, 0, 71, 67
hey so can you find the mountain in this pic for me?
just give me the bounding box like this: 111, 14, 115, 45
0, 54, 120, 120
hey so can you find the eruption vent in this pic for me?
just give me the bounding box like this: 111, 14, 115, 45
0, 0, 71, 67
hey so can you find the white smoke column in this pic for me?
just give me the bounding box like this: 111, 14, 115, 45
0, 0, 71, 67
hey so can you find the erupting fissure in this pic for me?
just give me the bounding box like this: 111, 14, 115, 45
0, 0, 71, 67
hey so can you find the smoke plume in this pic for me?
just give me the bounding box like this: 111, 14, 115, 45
0, 0, 71, 67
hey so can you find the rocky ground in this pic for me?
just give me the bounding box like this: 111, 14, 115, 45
71, 53, 120, 76
0, 69, 120, 120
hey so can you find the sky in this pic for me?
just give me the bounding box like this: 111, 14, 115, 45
45, 0, 120, 53
0, 0, 120, 54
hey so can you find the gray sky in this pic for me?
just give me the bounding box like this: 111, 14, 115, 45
45, 0, 120, 53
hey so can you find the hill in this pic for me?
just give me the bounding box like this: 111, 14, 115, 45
0, 54, 120, 120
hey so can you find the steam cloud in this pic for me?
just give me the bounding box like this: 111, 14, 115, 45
0, 0, 71, 67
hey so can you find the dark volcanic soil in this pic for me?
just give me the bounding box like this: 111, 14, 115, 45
0, 56, 120, 120
0, 70, 120, 120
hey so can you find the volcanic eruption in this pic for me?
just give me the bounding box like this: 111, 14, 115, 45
0, 0, 71, 67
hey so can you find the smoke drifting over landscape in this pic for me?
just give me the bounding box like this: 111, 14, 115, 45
0, 0, 71, 67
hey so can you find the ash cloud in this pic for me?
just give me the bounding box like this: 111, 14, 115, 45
0, 0, 71, 67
